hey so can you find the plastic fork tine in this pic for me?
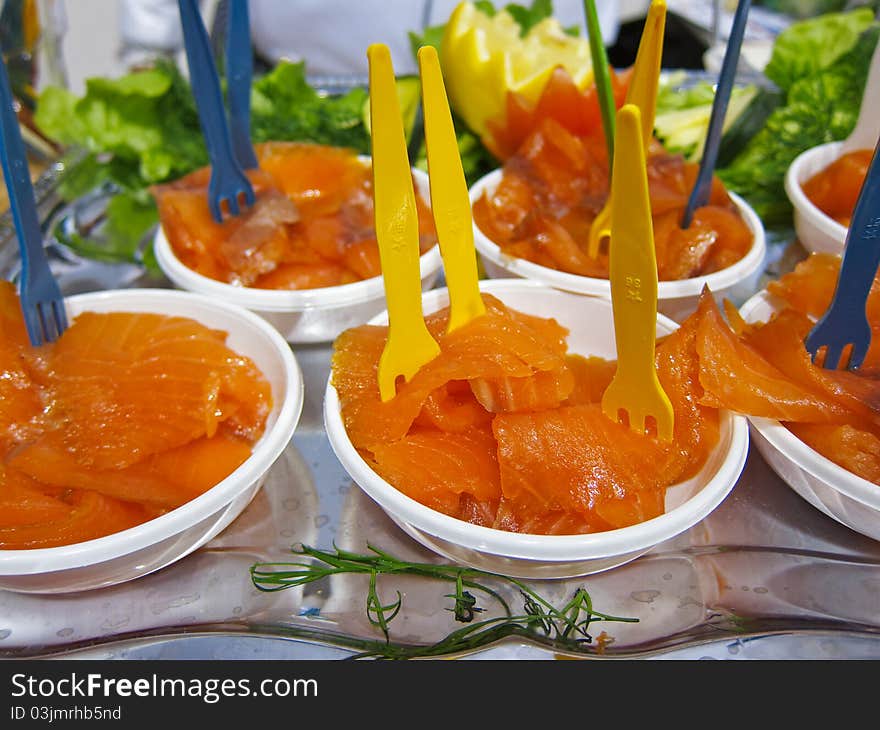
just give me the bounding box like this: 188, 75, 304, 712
418, 45, 486, 333
0, 46, 67, 346
587, 0, 666, 259
178, 0, 254, 223
368, 44, 440, 402
804, 137, 880, 370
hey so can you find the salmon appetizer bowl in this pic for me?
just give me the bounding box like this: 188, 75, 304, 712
736, 255, 880, 541
785, 141, 857, 256
470, 168, 766, 324
153, 143, 443, 344
0, 286, 303, 593
324, 279, 750, 579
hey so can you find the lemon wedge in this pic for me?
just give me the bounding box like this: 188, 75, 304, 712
440, 1, 593, 138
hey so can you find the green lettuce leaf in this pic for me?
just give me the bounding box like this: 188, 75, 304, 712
720, 23, 880, 227
764, 6, 876, 92
250, 61, 369, 150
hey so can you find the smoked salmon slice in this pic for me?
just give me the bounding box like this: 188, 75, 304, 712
0, 287, 272, 549
38, 311, 271, 470
332, 293, 571, 450
9, 432, 254, 510
695, 255, 880, 484
154, 141, 438, 290
0, 490, 156, 550
0, 466, 72, 529
331, 292, 722, 535
0, 282, 43, 459
473, 113, 753, 281
371, 428, 501, 517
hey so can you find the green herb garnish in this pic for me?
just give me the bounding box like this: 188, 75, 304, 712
251, 544, 637, 660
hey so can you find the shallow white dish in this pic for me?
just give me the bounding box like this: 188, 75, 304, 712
0, 289, 304, 594
740, 289, 880, 542
154, 166, 443, 344
324, 279, 750, 579
469, 169, 767, 323
784, 141, 849, 256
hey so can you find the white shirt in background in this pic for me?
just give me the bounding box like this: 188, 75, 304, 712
118, 0, 622, 75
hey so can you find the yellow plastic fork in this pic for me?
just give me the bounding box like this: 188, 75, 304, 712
418, 45, 486, 334
601, 103, 674, 442
368, 43, 440, 402
587, 0, 666, 259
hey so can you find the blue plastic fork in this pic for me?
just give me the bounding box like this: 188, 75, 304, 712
681, 0, 751, 229
178, 0, 255, 222
225, 0, 258, 170
805, 139, 880, 370
0, 49, 67, 345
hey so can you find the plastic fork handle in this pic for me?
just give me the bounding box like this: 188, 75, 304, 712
681, 0, 751, 229
226, 0, 258, 170
819, 141, 880, 317
178, 0, 245, 184
0, 49, 44, 282
418, 46, 486, 334
608, 105, 660, 378
605, 104, 673, 438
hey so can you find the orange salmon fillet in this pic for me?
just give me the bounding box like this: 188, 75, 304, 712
0, 286, 272, 548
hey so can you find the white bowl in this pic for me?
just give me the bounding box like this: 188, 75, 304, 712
740, 289, 880, 541
784, 141, 848, 255
469, 169, 767, 323
0, 289, 304, 593
154, 167, 443, 344
324, 279, 750, 579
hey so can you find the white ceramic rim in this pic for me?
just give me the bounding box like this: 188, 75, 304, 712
0, 288, 304, 573
153, 164, 442, 312
784, 141, 848, 248
739, 289, 880, 512
469, 168, 767, 299
324, 279, 750, 562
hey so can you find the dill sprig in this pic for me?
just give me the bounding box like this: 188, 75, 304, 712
250, 544, 637, 659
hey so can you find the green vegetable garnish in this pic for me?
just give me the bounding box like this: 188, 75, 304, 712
251, 543, 637, 660
250, 61, 370, 149
32, 59, 377, 266
584, 0, 615, 167
653, 71, 758, 162
718, 8, 879, 229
